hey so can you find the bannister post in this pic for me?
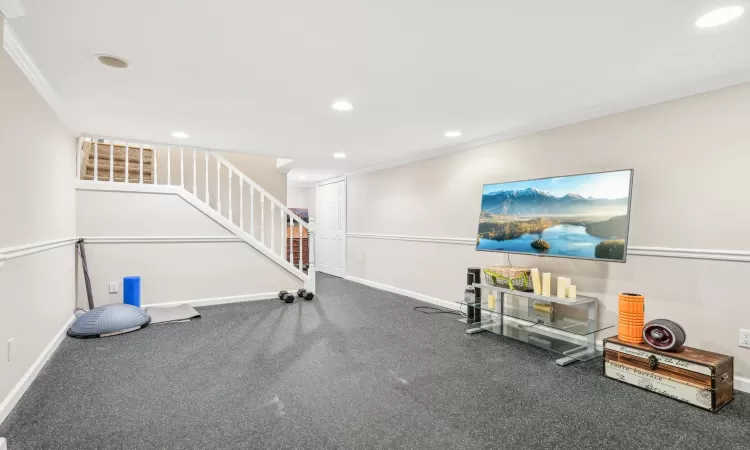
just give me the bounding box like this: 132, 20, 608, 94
280, 207, 284, 256
306, 217, 316, 292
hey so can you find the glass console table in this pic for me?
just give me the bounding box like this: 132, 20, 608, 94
458, 284, 613, 366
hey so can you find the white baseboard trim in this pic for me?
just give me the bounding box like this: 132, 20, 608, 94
140, 290, 296, 309
734, 376, 750, 394
343, 275, 750, 393
0, 315, 75, 426
344, 275, 458, 311
0, 436, 6, 450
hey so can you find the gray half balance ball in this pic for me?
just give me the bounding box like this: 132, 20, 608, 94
68, 304, 151, 338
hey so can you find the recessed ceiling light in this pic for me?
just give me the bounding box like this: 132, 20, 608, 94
95, 54, 130, 69
444, 130, 462, 138
172, 131, 189, 139
696, 6, 744, 27
333, 152, 347, 159
332, 100, 353, 112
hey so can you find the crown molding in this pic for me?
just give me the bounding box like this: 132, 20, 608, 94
0, 0, 25, 19
2, 19, 69, 129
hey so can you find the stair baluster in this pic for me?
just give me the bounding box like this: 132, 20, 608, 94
260, 195, 265, 245
180, 148, 184, 188
229, 170, 233, 223
216, 159, 221, 213
109, 143, 114, 182
167, 147, 172, 185
94, 140, 98, 181
250, 185, 255, 238
193, 150, 197, 194
240, 178, 244, 231
139, 145, 144, 183
270, 202, 275, 250
289, 217, 294, 265
125, 143, 129, 183
204, 152, 209, 203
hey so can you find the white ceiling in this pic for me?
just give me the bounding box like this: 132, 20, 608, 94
8, 1, 750, 183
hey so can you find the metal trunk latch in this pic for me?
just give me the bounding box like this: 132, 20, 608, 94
649, 355, 659, 370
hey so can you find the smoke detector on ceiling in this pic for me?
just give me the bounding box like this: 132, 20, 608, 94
95, 54, 131, 69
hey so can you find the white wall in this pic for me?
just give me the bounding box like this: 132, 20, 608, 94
76, 190, 302, 308
346, 82, 750, 377
287, 186, 316, 220
0, 20, 76, 421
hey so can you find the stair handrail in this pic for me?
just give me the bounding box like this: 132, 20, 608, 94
210, 152, 313, 232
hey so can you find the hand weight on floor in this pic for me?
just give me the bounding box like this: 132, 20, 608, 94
278, 291, 295, 303
297, 289, 315, 301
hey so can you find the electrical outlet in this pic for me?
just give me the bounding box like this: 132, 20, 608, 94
739, 329, 750, 349
7, 338, 14, 362
109, 281, 119, 294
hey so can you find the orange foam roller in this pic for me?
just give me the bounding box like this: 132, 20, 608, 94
618, 293, 645, 343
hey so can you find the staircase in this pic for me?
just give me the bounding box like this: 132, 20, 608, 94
76, 136, 315, 290
80, 141, 155, 183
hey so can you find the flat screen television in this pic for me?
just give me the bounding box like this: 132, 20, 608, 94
476, 169, 633, 262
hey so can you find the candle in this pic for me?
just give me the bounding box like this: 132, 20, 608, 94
530, 268, 541, 295
488, 293, 496, 309
542, 273, 551, 296
568, 285, 577, 299
557, 277, 568, 298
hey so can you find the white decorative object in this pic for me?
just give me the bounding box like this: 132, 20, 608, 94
530, 268, 541, 295
557, 277, 568, 298
542, 272, 551, 296
567, 285, 577, 299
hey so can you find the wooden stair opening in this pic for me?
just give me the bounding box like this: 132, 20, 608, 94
80, 141, 155, 183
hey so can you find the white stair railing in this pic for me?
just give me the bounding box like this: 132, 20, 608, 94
76, 136, 314, 285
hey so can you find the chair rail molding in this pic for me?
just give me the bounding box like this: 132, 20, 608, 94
0, 237, 78, 265
81, 236, 243, 244
346, 232, 750, 263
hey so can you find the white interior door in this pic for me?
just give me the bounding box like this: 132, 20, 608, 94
316, 179, 346, 277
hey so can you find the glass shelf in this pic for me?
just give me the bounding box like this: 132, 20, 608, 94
472, 283, 597, 305
476, 319, 604, 362
459, 301, 613, 336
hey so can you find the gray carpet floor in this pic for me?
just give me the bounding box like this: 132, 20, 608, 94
1, 274, 749, 449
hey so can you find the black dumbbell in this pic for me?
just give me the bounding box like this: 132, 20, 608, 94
297, 289, 315, 301
279, 290, 295, 303
278, 290, 289, 299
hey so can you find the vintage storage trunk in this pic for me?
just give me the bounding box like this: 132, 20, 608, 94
603, 337, 734, 412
